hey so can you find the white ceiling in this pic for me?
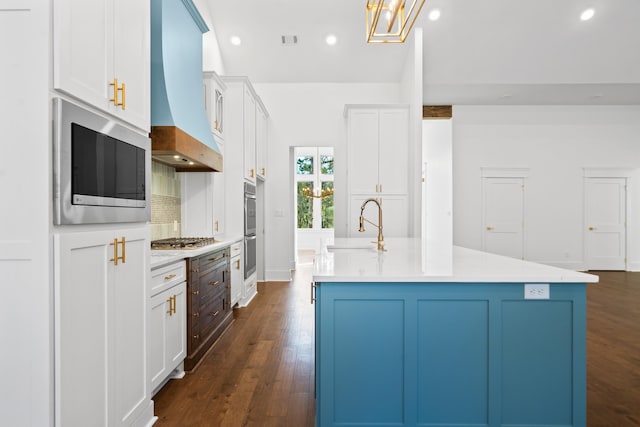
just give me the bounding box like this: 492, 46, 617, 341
206, 0, 640, 105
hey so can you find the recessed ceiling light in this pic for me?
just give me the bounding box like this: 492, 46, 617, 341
326, 34, 337, 46
580, 8, 595, 21
230, 35, 242, 46
428, 9, 441, 21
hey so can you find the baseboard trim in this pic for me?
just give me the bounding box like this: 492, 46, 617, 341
266, 269, 292, 281
627, 262, 640, 272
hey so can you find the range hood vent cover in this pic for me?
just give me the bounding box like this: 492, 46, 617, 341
151, 0, 222, 172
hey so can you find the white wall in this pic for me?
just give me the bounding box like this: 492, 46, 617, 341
0, 5, 53, 425
453, 105, 640, 270
252, 83, 401, 280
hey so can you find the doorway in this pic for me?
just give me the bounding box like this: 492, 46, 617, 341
584, 177, 627, 270
293, 147, 335, 255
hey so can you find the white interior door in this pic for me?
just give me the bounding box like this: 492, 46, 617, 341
585, 178, 627, 270
482, 177, 524, 259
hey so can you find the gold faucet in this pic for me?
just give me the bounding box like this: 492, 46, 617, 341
358, 198, 384, 251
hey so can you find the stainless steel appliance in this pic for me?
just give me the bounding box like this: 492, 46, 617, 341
53, 98, 151, 225
244, 182, 257, 279
150, 237, 219, 250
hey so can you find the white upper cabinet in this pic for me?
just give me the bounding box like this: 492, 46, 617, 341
256, 103, 268, 180
54, 0, 150, 131
203, 71, 226, 141
243, 87, 257, 182
346, 106, 409, 196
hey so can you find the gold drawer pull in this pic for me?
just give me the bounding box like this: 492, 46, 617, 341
209, 280, 220, 286
164, 273, 176, 280
192, 290, 199, 295
193, 334, 199, 340
235, 259, 241, 269
486, 226, 494, 231
192, 312, 199, 317
210, 310, 219, 317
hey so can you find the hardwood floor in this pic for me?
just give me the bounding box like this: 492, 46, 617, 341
153, 267, 640, 426
587, 271, 640, 427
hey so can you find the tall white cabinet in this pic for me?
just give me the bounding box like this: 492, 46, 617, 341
346, 105, 410, 238
54, 227, 152, 427
221, 76, 269, 305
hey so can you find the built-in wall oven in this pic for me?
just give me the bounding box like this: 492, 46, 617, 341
244, 182, 257, 279
53, 98, 151, 224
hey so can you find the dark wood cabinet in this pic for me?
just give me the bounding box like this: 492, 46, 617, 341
185, 247, 232, 371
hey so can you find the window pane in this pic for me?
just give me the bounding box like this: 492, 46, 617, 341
297, 182, 314, 228
320, 156, 334, 175
296, 156, 314, 175
321, 182, 334, 229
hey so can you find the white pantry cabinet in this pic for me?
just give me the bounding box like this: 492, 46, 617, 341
54, 227, 151, 427
54, 0, 150, 131
243, 87, 257, 182
346, 105, 410, 237
149, 263, 186, 393
256, 103, 268, 180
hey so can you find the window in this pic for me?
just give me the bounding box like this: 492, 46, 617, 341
295, 147, 334, 230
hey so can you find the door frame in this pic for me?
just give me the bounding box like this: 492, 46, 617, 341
480, 168, 530, 260
582, 168, 634, 271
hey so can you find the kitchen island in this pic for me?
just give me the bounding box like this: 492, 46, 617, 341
312, 238, 598, 427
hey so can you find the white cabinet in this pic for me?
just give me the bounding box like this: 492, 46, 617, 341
54, 0, 150, 131
149, 261, 186, 394
256, 103, 268, 180
212, 145, 226, 236
243, 87, 257, 182
181, 165, 224, 237
203, 71, 226, 140
230, 242, 243, 306
346, 105, 410, 237
54, 227, 151, 427
221, 76, 269, 237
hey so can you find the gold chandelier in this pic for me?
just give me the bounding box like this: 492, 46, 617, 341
366, 0, 426, 43
301, 186, 334, 199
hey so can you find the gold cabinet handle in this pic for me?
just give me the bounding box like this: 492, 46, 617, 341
210, 310, 219, 317
261, 167, 266, 176
192, 311, 199, 317
215, 220, 219, 232
109, 237, 126, 265
172, 295, 177, 315
486, 226, 494, 231
110, 79, 120, 106
164, 273, 176, 281
120, 82, 126, 110
588, 226, 595, 231
166, 297, 173, 316
209, 280, 220, 286
192, 290, 199, 295
250, 168, 255, 178
193, 334, 200, 340
235, 259, 241, 269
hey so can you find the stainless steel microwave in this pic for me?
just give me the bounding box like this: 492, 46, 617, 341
53, 98, 151, 225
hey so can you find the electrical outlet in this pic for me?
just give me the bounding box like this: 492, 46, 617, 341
524, 284, 550, 300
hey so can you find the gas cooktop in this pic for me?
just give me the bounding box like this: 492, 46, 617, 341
151, 237, 219, 250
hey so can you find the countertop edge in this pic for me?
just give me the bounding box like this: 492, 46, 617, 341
151, 235, 243, 270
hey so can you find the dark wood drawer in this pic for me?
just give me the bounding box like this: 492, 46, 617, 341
199, 294, 227, 340
198, 248, 228, 273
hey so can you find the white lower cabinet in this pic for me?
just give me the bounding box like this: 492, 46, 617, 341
230, 242, 243, 306
149, 280, 186, 393
54, 227, 153, 427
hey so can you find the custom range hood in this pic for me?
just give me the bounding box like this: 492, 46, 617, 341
151, 0, 222, 172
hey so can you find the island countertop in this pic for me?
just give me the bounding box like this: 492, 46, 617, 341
313, 238, 599, 283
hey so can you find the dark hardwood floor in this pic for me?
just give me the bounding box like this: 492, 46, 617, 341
153, 265, 640, 426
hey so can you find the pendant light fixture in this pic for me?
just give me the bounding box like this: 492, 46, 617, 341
366, 0, 426, 43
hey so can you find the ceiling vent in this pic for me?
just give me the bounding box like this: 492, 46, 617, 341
281, 35, 298, 45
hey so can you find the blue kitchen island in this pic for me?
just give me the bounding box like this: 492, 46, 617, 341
312, 239, 598, 427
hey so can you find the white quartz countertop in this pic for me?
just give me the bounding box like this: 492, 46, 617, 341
313, 238, 599, 283
150, 235, 243, 269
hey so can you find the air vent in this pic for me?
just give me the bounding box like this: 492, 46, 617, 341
281, 35, 298, 45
